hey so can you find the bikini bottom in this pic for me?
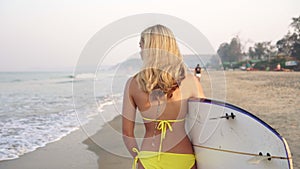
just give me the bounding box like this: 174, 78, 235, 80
132, 149, 196, 169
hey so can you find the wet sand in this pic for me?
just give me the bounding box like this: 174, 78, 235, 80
0, 71, 299, 169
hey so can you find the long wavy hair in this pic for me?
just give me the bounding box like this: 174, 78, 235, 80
135, 24, 186, 98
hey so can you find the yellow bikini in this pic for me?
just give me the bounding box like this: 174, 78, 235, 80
132, 118, 196, 169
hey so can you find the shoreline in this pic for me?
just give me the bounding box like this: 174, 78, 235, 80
0, 103, 129, 169
0, 71, 299, 169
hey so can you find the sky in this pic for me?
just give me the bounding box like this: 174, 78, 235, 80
0, 0, 299, 71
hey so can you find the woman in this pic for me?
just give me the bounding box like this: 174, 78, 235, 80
122, 24, 205, 169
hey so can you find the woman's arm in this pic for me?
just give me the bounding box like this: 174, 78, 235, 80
122, 78, 139, 157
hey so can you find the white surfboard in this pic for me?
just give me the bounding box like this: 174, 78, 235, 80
186, 98, 293, 169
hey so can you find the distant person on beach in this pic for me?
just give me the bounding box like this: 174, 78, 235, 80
276, 63, 281, 71
246, 61, 251, 71
194, 64, 201, 81
122, 24, 205, 169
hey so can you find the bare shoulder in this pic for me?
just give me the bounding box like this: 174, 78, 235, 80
125, 76, 139, 92
181, 72, 205, 98
125, 76, 133, 86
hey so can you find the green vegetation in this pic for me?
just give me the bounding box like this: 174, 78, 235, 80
217, 15, 300, 71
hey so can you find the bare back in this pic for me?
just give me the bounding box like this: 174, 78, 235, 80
127, 73, 204, 154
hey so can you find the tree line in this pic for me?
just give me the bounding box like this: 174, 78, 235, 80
216, 15, 300, 68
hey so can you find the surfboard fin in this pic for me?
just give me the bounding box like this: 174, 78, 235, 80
248, 153, 271, 164
210, 113, 236, 120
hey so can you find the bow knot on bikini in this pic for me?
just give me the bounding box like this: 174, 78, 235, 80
156, 120, 173, 139
132, 148, 140, 169
142, 118, 185, 160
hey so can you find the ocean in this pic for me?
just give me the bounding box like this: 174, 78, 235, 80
0, 71, 128, 161
0, 55, 205, 161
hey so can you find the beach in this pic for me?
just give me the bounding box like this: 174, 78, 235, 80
0, 71, 299, 169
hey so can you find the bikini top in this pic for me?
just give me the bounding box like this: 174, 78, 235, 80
142, 117, 185, 159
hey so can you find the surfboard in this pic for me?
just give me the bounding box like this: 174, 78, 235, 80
186, 98, 293, 169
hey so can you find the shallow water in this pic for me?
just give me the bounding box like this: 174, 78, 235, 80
0, 72, 123, 161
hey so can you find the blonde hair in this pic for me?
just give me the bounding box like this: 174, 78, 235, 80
136, 24, 186, 98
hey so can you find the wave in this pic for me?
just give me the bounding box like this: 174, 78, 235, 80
0, 110, 79, 161
65, 75, 75, 79
0, 72, 73, 83
0, 71, 129, 84
0, 70, 125, 161
0, 94, 122, 161
74, 73, 95, 79
63, 74, 95, 79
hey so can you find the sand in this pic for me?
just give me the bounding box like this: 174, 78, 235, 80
0, 71, 299, 169
202, 71, 300, 169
